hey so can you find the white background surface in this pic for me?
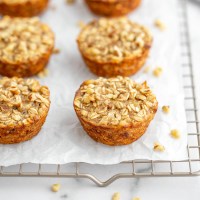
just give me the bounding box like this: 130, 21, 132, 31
0, 0, 188, 166
0, 0, 200, 199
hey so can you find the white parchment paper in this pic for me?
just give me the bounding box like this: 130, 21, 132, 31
0, 0, 188, 166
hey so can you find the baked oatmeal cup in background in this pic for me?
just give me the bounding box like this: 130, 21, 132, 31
77, 17, 152, 77
85, 0, 141, 17
74, 76, 158, 146
0, 77, 50, 144
0, 0, 49, 17
0, 16, 55, 78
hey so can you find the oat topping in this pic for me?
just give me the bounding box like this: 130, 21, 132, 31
153, 67, 163, 77
51, 184, 61, 192
0, 16, 54, 63
162, 105, 170, 113
74, 76, 157, 126
78, 17, 152, 63
0, 77, 50, 127
112, 192, 120, 200
170, 129, 180, 139
154, 142, 165, 152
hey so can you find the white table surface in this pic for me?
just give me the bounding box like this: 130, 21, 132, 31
0, 1, 200, 200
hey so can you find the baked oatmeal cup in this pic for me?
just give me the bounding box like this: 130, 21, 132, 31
77, 17, 152, 77
0, 0, 49, 17
85, 0, 141, 17
74, 76, 158, 146
0, 16, 54, 78
0, 77, 50, 144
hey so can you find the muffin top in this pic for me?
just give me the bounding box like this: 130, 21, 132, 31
77, 17, 152, 63
0, 16, 54, 64
74, 76, 157, 126
0, 77, 50, 127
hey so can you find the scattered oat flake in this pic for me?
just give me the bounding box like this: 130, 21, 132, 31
162, 105, 170, 113
53, 48, 60, 54
77, 21, 86, 29
154, 19, 166, 31
49, 4, 56, 10
143, 66, 151, 73
66, 0, 75, 4
38, 68, 49, 78
170, 129, 181, 139
153, 67, 163, 77
132, 198, 141, 200
154, 142, 165, 152
51, 184, 61, 192
112, 192, 120, 200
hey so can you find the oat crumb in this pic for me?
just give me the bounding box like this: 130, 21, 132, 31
154, 142, 165, 152
51, 184, 61, 192
66, 0, 75, 4
162, 105, 170, 113
153, 67, 163, 77
49, 4, 57, 10
143, 66, 151, 73
112, 192, 120, 200
154, 19, 166, 31
170, 129, 181, 139
53, 48, 60, 54
77, 21, 86, 29
37, 68, 49, 78
132, 198, 141, 200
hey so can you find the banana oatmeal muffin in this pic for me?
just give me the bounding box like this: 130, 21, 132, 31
0, 16, 54, 78
0, 0, 49, 17
77, 17, 152, 77
74, 76, 158, 146
0, 77, 50, 144
85, 0, 141, 17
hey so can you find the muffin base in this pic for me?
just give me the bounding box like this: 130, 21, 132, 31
79, 47, 150, 77
0, 47, 53, 78
0, 112, 49, 144
85, 0, 141, 17
0, 0, 49, 17
74, 90, 158, 146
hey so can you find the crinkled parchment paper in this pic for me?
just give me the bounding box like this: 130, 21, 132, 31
0, 0, 188, 166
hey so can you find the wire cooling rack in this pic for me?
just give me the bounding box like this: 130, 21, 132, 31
0, 0, 199, 187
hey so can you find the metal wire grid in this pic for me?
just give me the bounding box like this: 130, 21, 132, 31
0, 0, 199, 187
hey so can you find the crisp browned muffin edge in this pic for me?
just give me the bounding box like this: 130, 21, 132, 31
0, 0, 49, 17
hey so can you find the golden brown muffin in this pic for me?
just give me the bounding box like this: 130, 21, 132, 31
0, 16, 54, 78
0, 0, 49, 17
85, 0, 141, 17
0, 77, 50, 144
74, 76, 158, 146
77, 17, 152, 77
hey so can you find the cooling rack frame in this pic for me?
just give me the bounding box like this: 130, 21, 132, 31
0, 0, 199, 187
